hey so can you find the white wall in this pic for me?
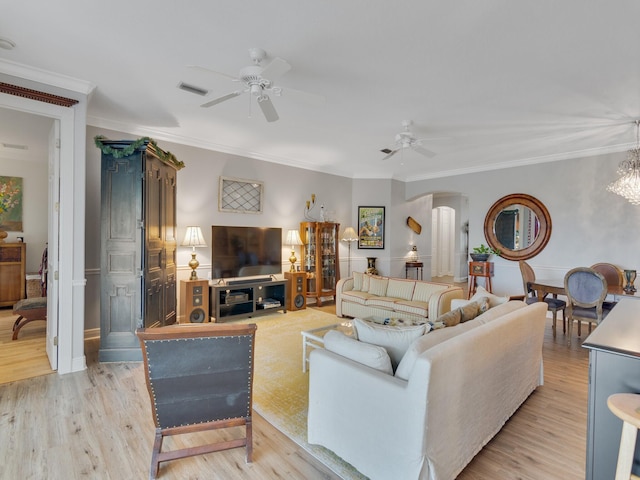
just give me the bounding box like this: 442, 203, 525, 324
85, 126, 353, 329
0, 154, 49, 272
405, 151, 640, 296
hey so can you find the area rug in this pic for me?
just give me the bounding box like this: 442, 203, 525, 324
238, 309, 368, 480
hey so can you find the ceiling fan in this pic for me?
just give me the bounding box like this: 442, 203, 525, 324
194, 48, 318, 123
381, 120, 437, 160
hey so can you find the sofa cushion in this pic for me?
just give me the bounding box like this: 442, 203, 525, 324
353, 271, 364, 291
366, 296, 401, 308
362, 274, 371, 292
342, 290, 373, 305
386, 278, 416, 301
392, 300, 429, 317
368, 276, 389, 297
411, 282, 448, 303
354, 318, 426, 369
324, 330, 393, 374
458, 297, 490, 323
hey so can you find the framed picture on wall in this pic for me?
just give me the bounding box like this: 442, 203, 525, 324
358, 206, 385, 249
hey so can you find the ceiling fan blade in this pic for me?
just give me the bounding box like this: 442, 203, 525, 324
274, 85, 325, 106
260, 57, 291, 80
257, 95, 279, 122
200, 91, 243, 108
381, 149, 399, 161
412, 145, 437, 158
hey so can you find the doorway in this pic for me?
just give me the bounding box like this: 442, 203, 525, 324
431, 206, 456, 278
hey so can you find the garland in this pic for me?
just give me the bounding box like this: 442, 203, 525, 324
94, 135, 184, 169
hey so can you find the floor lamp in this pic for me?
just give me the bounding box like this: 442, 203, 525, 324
341, 227, 358, 277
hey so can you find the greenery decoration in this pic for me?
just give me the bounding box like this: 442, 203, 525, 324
472, 243, 501, 256
94, 135, 184, 169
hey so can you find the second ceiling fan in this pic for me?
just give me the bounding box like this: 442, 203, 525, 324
381, 120, 437, 160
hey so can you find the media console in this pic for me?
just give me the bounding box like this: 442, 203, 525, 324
210, 278, 287, 322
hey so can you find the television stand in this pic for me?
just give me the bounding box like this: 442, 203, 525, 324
210, 279, 287, 322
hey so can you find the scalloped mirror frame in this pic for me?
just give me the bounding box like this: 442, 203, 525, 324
484, 193, 552, 261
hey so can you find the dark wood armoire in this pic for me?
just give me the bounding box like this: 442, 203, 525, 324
98, 138, 183, 362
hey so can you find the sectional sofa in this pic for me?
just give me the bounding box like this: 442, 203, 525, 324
336, 272, 464, 324
308, 299, 548, 480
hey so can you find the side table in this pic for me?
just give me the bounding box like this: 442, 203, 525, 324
468, 261, 494, 299
405, 262, 424, 280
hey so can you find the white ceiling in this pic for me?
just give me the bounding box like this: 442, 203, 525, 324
1, 1, 639, 180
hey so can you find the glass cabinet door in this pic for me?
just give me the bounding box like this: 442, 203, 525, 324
301, 223, 316, 295
319, 223, 338, 293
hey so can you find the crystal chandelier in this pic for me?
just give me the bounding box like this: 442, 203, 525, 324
607, 120, 640, 205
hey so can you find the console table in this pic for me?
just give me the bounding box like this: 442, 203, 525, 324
405, 262, 424, 280
468, 261, 494, 299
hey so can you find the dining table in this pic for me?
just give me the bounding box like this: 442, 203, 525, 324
528, 278, 638, 301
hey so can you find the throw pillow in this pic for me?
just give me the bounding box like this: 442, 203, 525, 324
368, 276, 389, 297
323, 330, 393, 374
459, 302, 481, 322
471, 286, 509, 308
353, 318, 426, 369
352, 271, 363, 291
435, 308, 462, 327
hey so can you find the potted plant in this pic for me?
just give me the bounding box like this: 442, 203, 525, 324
470, 244, 500, 262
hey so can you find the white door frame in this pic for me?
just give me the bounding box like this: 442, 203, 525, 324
0, 90, 87, 374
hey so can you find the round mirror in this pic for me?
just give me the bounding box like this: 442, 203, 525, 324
484, 194, 551, 261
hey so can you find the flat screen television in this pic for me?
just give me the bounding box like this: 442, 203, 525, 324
211, 226, 282, 279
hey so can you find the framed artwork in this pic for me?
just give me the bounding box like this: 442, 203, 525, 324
219, 176, 263, 214
358, 206, 385, 249
0, 176, 23, 232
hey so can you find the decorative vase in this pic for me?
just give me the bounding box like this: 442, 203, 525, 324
366, 257, 378, 275
470, 253, 490, 262
0, 228, 7, 244
624, 269, 637, 293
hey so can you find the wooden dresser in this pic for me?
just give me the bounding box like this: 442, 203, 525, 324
0, 242, 26, 307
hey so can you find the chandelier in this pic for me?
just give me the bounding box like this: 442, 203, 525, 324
607, 120, 640, 205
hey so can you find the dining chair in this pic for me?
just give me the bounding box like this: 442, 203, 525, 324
564, 267, 610, 347
518, 260, 567, 336
590, 262, 624, 310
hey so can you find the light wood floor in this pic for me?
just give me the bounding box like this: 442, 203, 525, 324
0, 301, 589, 479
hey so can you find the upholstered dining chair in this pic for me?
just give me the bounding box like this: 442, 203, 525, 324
564, 267, 610, 347
519, 260, 567, 336
590, 262, 624, 310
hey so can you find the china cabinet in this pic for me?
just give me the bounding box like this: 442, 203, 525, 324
300, 222, 340, 306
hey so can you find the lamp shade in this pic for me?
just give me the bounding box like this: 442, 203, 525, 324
341, 227, 358, 242
286, 229, 303, 247
181, 226, 207, 248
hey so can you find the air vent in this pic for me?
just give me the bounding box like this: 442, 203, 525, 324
380, 148, 393, 154
1, 143, 28, 150
178, 82, 208, 96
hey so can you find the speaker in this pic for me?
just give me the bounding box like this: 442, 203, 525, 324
284, 271, 307, 311
180, 279, 210, 323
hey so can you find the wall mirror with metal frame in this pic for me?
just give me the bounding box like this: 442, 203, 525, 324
484, 193, 552, 261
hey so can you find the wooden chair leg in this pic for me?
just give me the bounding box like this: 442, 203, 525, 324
150, 430, 163, 480
615, 421, 638, 480
246, 417, 253, 463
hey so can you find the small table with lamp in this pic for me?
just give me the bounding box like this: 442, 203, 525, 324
405, 262, 424, 280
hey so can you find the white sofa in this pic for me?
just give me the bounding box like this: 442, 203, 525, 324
307, 300, 548, 480
336, 273, 464, 324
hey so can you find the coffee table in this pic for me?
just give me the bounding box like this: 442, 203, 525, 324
301, 320, 353, 372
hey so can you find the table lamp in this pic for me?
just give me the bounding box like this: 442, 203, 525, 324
286, 229, 303, 272
182, 226, 207, 280
341, 226, 358, 277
